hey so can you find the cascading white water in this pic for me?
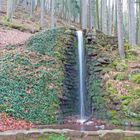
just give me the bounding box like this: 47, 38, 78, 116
77, 31, 86, 123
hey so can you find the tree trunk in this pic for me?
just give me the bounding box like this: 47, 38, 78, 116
128, 0, 136, 46
51, 0, 55, 27
30, 0, 34, 17
108, 0, 112, 35
136, 2, 140, 45
101, 0, 107, 34
117, 0, 125, 59
138, 3, 140, 45
81, 0, 88, 29
40, 0, 45, 28
0, 0, 2, 11
96, 0, 99, 29
7, 0, 14, 22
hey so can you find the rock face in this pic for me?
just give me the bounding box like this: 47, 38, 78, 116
86, 30, 118, 119
60, 30, 79, 117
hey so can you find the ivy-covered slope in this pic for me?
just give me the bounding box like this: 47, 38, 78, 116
0, 28, 74, 124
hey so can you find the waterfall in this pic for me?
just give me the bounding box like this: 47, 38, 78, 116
77, 31, 86, 123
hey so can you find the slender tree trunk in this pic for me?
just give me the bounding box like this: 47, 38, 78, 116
136, 2, 140, 45
51, 0, 55, 27
138, 3, 140, 45
108, 0, 112, 35
7, 0, 14, 22
128, 0, 136, 46
115, 0, 117, 35
40, 0, 45, 28
101, 0, 107, 34
89, 0, 96, 29
81, 0, 88, 29
117, 0, 125, 59
0, 0, 2, 11
96, 0, 99, 29
30, 0, 34, 17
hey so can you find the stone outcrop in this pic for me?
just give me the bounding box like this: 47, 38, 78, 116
86, 30, 118, 119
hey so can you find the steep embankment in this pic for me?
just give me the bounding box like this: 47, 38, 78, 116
0, 28, 77, 126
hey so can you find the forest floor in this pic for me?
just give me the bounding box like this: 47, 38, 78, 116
0, 27, 32, 48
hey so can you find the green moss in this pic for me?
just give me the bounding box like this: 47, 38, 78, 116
128, 99, 140, 114
129, 73, 140, 84
126, 48, 138, 61
106, 82, 117, 94
124, 42, 130, 51
108, 110, 117, 119
114, 73, 126, 81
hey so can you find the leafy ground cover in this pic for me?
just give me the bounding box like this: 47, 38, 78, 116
0, 28, 71, 125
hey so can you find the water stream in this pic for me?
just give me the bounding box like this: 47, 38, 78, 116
77, 31, 86, 123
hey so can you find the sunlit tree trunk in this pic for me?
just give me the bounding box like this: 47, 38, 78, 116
117, 0, 125, 59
